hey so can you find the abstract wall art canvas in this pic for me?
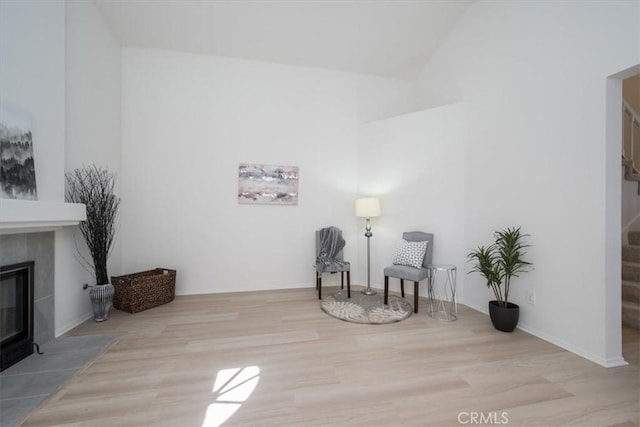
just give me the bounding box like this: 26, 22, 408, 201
238, 163, 299, 205
0, 104, 37, 200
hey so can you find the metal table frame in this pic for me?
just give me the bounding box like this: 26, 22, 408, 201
427, 264, 457, 321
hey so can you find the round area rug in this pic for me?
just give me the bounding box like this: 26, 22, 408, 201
320, 291, 412, 324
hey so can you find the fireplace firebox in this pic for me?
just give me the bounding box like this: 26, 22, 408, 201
0, 261, 35, 371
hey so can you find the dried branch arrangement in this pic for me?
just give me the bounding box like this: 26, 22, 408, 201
65, 165, 120, 285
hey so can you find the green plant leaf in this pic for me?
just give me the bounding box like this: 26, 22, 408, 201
467, 226, 532, 305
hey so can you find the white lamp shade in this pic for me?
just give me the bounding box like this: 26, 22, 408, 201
355, 197, 381, 218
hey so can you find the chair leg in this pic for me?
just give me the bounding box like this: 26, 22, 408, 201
414, 281, 419, 313
346, 270, 351, 298
384, 276, 389, 305
341, 271, 344, 289
400, 279, 405, 298
316, 271, 319, 290
318, 274, 322, 299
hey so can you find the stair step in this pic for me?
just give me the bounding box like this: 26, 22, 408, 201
623, 245, 640, 262
622, 155, 640, 179
625, 171, 640, 181
623, 280, 640, 303
622, 261, 640, 281
630, 231, 640, 246
622, 301, 640, 330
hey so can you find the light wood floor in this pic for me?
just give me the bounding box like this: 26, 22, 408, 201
20, 287, 640, 426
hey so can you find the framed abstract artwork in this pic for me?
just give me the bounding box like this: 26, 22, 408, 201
0, 104, 37, 200
238, 163, 298, 205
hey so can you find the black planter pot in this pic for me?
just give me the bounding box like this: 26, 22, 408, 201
488, 300, 519, 332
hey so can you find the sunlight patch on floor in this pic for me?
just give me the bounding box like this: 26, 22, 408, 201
202, 366, 260, 427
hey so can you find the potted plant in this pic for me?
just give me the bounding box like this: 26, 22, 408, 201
65, 165, 120, 322
467, 226, 532, 332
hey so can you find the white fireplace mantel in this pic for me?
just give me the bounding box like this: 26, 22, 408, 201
0, 199, 86, 235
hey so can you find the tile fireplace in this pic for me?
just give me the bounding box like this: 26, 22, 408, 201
0, 261, 34, 371
0, 232, 55, 371
0, 200, 85, 371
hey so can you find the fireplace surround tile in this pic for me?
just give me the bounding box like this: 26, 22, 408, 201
0, 396, 42, 427
0, 234, 27, 263
33, 296, 55, 345
27, 232, 54, 301
0, 334, 118, 427
0, 232, 55, 347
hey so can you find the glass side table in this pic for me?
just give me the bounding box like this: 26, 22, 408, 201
427, 264, 457, 321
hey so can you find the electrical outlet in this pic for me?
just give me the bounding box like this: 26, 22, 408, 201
526, 290, 536, 305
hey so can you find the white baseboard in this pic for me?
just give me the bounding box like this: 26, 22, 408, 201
462, 302, 628, 368
55, 312, 93, 338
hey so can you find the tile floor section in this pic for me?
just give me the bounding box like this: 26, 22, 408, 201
0, 334, 118, 427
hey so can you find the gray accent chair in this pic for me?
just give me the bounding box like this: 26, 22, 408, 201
315, 229, 351, 299
383, 231, 433, 313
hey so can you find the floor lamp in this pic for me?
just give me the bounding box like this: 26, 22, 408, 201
356, 197, 381, 296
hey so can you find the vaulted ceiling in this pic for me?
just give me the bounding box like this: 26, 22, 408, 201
94, 0, 473, 80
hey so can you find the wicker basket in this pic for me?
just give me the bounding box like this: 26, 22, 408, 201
111, 268, 176, 313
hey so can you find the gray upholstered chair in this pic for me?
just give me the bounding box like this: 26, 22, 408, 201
383, 231, 433, 313
315, 227, 351, 299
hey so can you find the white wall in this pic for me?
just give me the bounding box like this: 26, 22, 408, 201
416, 0, 640, 366
0, 1, 75, 336
0, 0, 122, 335
4, 1, 638, 369
120, 48, 416, 295
0, 0, 65, 201
356, 103, 466, 299
55, 0, 122, 335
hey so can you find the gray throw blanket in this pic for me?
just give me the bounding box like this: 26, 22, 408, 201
316, 226, 350, 273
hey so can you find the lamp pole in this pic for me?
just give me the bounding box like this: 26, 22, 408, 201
363, 217, 376, 295
355, 197, 380, 296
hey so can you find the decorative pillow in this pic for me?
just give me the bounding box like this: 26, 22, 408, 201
392, 240, 428, 269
